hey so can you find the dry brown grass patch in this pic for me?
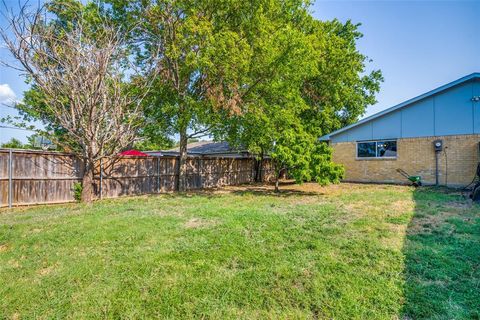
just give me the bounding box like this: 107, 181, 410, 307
0, 243, 9, 253
184, 218, 217, 229
10, 312, 20, 320
37, 264, 58, 276
383, 224, 409, 250
390, 200, 415, 214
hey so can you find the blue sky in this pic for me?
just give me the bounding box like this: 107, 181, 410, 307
1, 0, 480, 143
312, 0, 480, 115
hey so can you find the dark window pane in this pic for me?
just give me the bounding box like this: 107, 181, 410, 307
377, 141, 397, 157
357, 142, 376, 158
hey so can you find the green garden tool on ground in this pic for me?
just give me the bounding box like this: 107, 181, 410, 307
397, 168, 422, 187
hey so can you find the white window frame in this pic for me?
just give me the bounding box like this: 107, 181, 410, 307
356, 140, 397, 159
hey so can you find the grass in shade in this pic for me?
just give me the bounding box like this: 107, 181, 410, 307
0, 183, 479, 319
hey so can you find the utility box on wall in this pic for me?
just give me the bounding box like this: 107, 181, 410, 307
433, 139, 443, 152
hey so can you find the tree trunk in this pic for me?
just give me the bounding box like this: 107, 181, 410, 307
273, 160, 281, 193
274, 173, 280, 193
255, 152, 264, 183
177, 127, 188, 192
81, 160, 95, 203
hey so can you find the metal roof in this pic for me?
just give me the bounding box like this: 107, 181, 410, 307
320, 72, 480, 141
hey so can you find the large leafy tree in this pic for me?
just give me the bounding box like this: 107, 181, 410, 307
107, 0, 313, 191
219, 18, 382, 192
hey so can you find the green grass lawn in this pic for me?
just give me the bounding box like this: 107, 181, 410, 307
1, 183, 479, 319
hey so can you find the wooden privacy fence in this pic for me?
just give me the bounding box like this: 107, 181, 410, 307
0, 149, 274, 207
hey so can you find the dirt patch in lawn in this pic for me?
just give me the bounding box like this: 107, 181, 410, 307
184, 218, 217, 229
0, 244, 9, 253
38, 265, 55, 276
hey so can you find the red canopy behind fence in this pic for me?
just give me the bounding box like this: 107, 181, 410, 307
119, 149, 149, 157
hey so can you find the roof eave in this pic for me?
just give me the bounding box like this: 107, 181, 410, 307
319, 135, 330, 141
325, 72, 480, 139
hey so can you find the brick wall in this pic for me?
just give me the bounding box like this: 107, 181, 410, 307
332, 134, 480, 187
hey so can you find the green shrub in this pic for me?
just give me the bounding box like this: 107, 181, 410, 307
73, 182, 83, 201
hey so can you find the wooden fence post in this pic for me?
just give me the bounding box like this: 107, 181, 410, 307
157, 157, 160, 193
99, 158, 103, 199
197, 157, 201, 188
8, 149, 13, 208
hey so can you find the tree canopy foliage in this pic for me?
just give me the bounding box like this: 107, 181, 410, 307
212, 16, 383, 190
104, 0, 318, 190
0, 135, 56, 150
1, 138, 24, 149
103, 0, 382, 191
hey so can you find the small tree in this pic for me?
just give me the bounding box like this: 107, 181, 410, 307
0, 2, 156, 202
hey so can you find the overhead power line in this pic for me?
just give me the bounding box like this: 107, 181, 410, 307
0, 104, 18, 110
0, 125, 37, 132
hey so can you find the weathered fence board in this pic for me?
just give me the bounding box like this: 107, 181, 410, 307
0, 149, 274, 207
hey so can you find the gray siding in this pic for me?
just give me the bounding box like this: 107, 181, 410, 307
401, 98, 434, 138
474, 82, 480, 133
435, 83, 473, 136
372, 112, 401, 139
331, 80, 480, 143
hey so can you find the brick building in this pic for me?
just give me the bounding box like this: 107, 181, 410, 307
320, 73, 480, 187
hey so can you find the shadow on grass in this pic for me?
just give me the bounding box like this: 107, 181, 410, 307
177, 181, 323, 198
402, 187, 480, 319
229, 187, 322, 198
